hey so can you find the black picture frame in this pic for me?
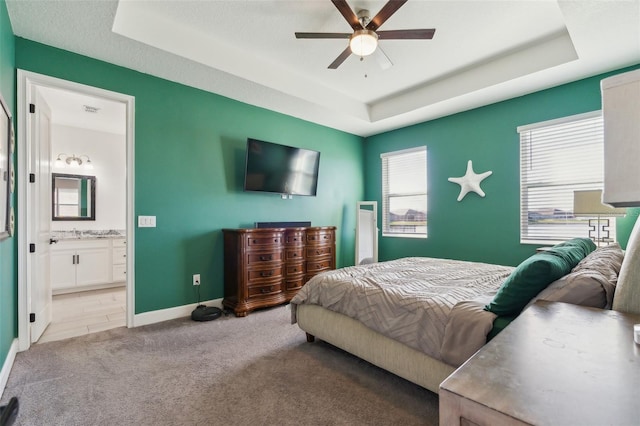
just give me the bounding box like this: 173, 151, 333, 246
0, 91, 13, 241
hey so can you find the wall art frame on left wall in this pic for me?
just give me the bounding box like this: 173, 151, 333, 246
0, 90, 15, 240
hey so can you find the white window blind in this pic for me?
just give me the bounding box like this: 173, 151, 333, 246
518, 111, 612, 243
381, 146, 427, 238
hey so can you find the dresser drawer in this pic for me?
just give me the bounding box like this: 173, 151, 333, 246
285, 247, 304, 261
285, 277, 305, 292
285, 231, 305, 245
286, 262, 305, 276
306, 230, 334, 245
247, 250, 283, 265
248, 282, 282, 299
306, 245, 334, 258
246, 233, 284, 247
307, 259, 332, 273
247, 265, 284, 282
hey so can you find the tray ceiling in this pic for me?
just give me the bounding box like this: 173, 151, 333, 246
7, 0, 640, 136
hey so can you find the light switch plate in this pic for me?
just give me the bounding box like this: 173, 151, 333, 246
138, 215, 156, 228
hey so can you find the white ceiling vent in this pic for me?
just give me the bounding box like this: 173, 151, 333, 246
83, 105, 100, 113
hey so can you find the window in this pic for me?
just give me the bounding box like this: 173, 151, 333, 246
381, 146, 427, 238
518, 111, 614, 243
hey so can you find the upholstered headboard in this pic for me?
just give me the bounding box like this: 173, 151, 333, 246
612, 215, 640, 314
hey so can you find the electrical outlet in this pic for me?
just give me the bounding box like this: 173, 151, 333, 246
193, 274, 200, 286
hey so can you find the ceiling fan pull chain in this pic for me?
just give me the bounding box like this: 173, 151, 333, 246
361, 55, 368, 78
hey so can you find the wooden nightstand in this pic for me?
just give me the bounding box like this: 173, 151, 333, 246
439, 301, 640, 425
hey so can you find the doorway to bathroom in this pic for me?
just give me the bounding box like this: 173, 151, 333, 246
16, 70, 135, 351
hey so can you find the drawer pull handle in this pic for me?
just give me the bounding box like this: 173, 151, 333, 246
316, 250, 322, 255
260, 271, 273, 277
261, 286, 273, 294
253, 239, 258, 244
274, 239, 279, 243
259, 255, 273, 261
293, 253, 297, 257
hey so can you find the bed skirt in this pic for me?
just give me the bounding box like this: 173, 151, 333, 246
295, 304, 456, 394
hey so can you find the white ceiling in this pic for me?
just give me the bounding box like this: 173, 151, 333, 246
7, 0, 640, 137
37, 86, 127, 135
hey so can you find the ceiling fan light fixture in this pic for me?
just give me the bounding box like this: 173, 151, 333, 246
349, 29, 378, 57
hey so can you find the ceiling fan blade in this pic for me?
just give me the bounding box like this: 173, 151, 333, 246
331, 0, 362, 30
328, 46, 352, 69
366, 0, 408, 31
295, 32, 351, 39
377, 29, 436, 40
374, 46, 393, 70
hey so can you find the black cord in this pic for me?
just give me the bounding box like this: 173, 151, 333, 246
196, 285, 204, 307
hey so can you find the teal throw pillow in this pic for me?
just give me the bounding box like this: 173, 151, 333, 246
545, 238, 596, 266
485, 238, 595, 316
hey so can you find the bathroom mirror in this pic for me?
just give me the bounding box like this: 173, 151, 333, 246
52, 173, 96, 221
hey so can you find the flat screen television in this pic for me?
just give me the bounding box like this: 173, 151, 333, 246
244, 138, 320, 196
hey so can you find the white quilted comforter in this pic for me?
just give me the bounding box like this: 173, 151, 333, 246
291, 257, 513, 363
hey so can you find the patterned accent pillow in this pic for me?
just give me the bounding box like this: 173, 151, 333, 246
530, 243, 624, 310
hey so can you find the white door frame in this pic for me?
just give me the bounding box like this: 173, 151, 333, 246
16, 70, 135, 352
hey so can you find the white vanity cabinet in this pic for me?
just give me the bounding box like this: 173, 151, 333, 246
111, 238, 127, 282
51, 238, 126, 294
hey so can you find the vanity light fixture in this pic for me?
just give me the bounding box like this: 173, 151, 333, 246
55, 153, 94, 170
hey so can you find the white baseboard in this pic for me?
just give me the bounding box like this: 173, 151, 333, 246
0, 339, 18, 400
132, 298, 223, 327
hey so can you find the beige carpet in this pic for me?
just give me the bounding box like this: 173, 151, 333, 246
1, 305, 439, 425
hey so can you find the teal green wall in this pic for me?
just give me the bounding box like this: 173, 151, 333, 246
0, 0, 16, 373
15, 38, 364, 314
4, 5, 639, 355
364, 65, 640, 267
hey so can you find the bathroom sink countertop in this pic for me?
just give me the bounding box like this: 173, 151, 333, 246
52, 230, 126, 240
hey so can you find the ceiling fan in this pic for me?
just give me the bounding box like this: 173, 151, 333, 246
295, 0, 435, 70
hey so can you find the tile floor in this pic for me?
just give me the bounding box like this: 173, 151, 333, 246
37, 286, 126, 344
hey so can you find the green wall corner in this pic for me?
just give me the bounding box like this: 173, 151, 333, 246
364, 64, 640, 266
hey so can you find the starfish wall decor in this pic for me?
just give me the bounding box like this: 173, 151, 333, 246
448, 160, 493, 202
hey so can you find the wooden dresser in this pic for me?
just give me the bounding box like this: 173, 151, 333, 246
223, 226, 336, 317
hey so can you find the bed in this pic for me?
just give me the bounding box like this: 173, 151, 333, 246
291, 217, 640, 394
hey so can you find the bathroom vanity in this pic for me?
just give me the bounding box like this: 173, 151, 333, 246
50, 230, 126, 294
